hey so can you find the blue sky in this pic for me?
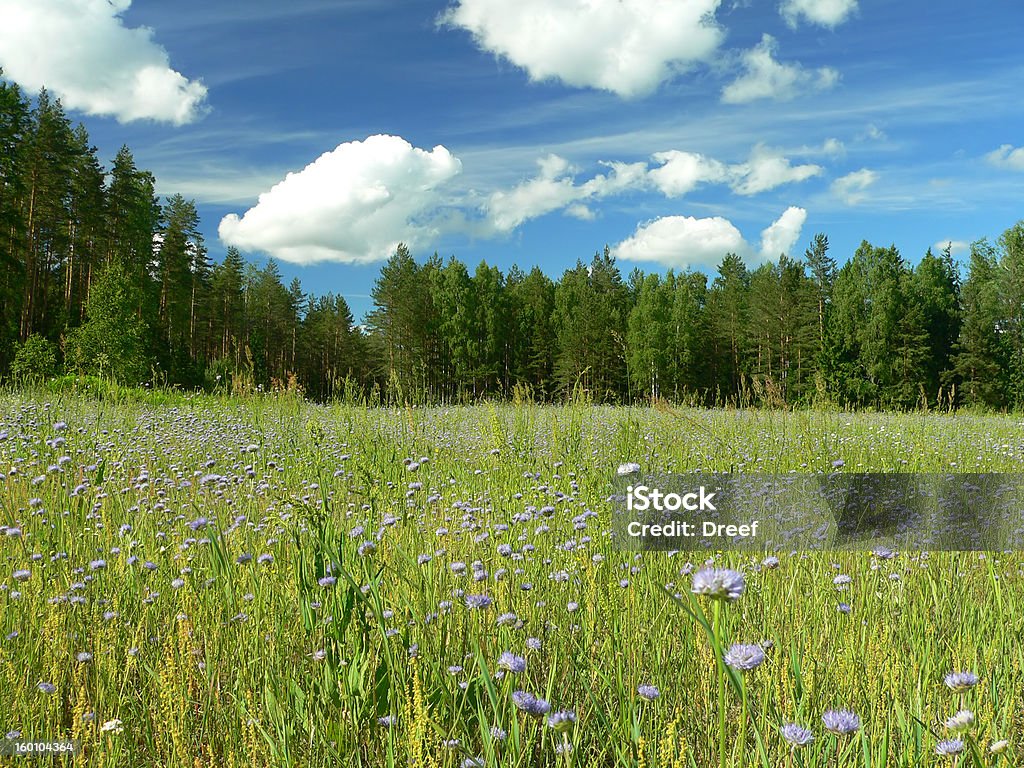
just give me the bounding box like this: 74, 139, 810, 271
2, 0, 1023, 322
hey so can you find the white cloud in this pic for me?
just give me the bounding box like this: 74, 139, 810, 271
780, 0, 858, 28
759, 206, 807, 258
485, 156, 648, 232
220, 137, 829, 262
441, 0, 724, 98
613, 215, 747, 268
831, 168, 877, 204
219, 135, 462, 265
0, 0, 207, 125
650, 144, 822, 197
932, 240, 970, 257
722, 34, 839, 104
985, 144, 1024, 171
613, 207, 806, 268
488, 143, 823, 231
729, 143, 823, 195
648, 151, 730, 196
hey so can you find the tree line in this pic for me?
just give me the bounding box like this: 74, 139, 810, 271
3, 78, 1024, 409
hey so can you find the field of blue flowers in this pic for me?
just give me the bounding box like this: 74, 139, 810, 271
1, 391, 1021, 766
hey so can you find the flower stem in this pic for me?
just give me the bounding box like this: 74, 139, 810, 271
714, 599, 727, 768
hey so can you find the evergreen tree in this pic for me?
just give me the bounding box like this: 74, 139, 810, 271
20, 89, 75, 341
746, 254, 817, 403
997, 221, 1024, 405
907, 246, 961, 404
952, 239, 1007, 407
105, 146, 160, 315
0, 73, 30, 371
157, 194, 205, 382
508, 266, 556, 396
64, 124, 106, 328
552, 248, 630, 400
367, 244, 434, 400
706, 253, 750, 401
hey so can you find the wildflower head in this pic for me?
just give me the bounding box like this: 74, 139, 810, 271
724, 643, 765, 672
944, 671, 979, 692
944, 710, 975, 731
691, 567, 745, 601
547, 710, 577, 733
935, 739, 965, 757
512, 690, 551, 717
637, 684, 660, 701
498, 652, 526, 674
781, 723, 814, 748
822, 709, 860, 735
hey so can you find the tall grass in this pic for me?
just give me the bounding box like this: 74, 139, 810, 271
0, 393, 1021, 766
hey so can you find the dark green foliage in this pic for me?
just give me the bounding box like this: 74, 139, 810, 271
11, 333, 58, 381
8, 77, 1024, 409
552, 247, 630, 401
907, 245, 960, 404
706, 253, 750, 399
952, 239, 1009, 407
64, 260, 152, 383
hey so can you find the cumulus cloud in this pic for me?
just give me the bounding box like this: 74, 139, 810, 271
221, 136, 830, 263
780, 0, 858, 28
0, 0, 207, 125
485, 156, 648, 232
722, 34, 839, 104
648, 151, 730, 197
649, 144, 822, 197
441, 0, 724, 98
488, 144, 822, 232
612, 207, 807, 269
759, 206, 807, 258
985, 144, 1024, 171
219, 135, 462, 265
730, 143, 823, 195
831, 168, 877, 204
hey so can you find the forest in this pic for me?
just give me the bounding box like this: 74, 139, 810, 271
2, 78, 1023, 409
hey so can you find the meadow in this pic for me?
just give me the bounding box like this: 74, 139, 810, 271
1, 390, 1022, 767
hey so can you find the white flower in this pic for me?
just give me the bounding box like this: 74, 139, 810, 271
944, 710, 975, 731
100, 719, 124, 734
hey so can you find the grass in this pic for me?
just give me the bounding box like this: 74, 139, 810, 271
0, 391, 1021, 766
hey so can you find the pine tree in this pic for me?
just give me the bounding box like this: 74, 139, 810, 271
951, 239, 1007, 407
907, 246, 961, 404
706, 253, 750, 401
20, 89, 75, 341
0, 73, 30, 371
